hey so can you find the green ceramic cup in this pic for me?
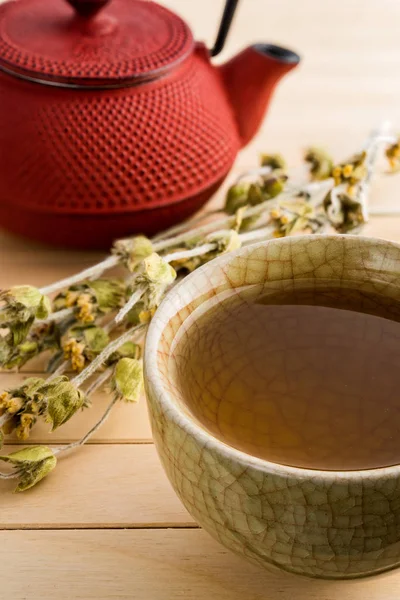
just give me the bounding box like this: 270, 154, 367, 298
144, 235, 400, 579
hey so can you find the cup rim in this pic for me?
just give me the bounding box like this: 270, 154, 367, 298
145, 234, 400, 480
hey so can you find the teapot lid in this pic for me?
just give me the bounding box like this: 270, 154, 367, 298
0, 0, 194, 87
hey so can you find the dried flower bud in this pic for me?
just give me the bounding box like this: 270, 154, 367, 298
205, 230, 242, 257
0, 445, 57, 492
323, 190, 366, 233
260, 153, 286, 171
0, 286, 51, 346
269, 207, 281, 219
262, 174, 287, 199
224, 182, 250, 215
2, 286, 51, 319
330, 151, 367, 194
247, 183, 264, 206
54, 279, 125, 324
63, 338, 86, 372
126, 301, 156, 325
40, 376, 86, 431
386, 140, 400, 172
5, 396, 24, 415
304, 147, 334, 181
113, 235, 154, 272
65, 290, 79, 308
112, 358, 143, 403
76, 293, 95, 323
136, 253, 176, 310
62, 325, 110, 371
271, 199, 324, 237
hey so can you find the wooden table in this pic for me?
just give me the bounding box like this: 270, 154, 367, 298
2, 0, 400, 597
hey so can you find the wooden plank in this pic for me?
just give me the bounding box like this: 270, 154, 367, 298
2, 528, 400, 600
0, 372, 152, 443
0, 444, 193, 529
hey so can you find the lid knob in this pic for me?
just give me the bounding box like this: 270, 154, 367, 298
66, 0, 110, 18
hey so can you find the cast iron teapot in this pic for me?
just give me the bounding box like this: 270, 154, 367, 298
0, 0, 300, 248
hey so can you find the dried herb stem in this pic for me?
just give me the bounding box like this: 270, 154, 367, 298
114, 285, 146, 325
84, 367, 114, 397
239, 224, 277, 244
71, 324, 145, 387
0, 470, 18, 480
53, 395, 118, 457
153, 191, 291, 253
37, 307, 73, 324
48, 360, 70, 380
162, 243, 217, 263
39, 255, 119, 296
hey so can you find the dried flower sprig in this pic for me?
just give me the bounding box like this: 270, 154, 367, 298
0, 122, 397, 492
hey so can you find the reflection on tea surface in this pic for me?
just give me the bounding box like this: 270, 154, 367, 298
174, 281, 400, 470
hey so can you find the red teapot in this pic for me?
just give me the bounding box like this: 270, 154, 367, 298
0, 0, 299, 249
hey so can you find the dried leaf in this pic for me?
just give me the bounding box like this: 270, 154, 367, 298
0, 445, 53, 464
16, 454, 57, 492
6, 286, 42, 310
114, 341, 141, 360
83, 327, 110, 354
11, 316, 35, 346
41, 376, 86, 430
36, 294, 52, 320
304, 147, 334, 181
5, 286, 51, 319
89, 279, 125, 313
0, 336, 11, 366
260, 153, 286, 171
113, 358, 143, 403
224, 183, 250, 215
20, 377, 46, 396
262, 175, 287, 198
0, 445, 57, 492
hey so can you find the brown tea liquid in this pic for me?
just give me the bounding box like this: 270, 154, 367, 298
173, 281, 400, 470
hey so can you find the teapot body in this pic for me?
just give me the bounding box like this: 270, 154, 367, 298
0, 47, 240, 248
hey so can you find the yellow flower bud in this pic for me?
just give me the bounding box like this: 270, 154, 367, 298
65, 291, 79, 308
342, 164, 354, 178
347, 185, 357, 197
15, 424, 30, 441
0, 392, 10, 410
270, 208, 281, 219
6, 397, 24, 415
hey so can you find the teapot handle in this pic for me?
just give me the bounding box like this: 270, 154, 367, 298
66, 0, 110, 18
210, 0, 240, 57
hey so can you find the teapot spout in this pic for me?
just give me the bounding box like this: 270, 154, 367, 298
220, 44, 300, 147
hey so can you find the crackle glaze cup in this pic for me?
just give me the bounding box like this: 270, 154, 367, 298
144, 235, 400, 579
